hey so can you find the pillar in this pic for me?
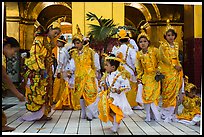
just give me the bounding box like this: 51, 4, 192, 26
72, 2, 124, 36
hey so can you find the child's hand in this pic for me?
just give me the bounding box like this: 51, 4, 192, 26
137, 79, 142, 84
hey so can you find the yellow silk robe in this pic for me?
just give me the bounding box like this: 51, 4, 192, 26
159, 41, 183, 108
71, 43, 98, 110
24, 36, 54, 116
176, 95, 201, 121
136, 47, 161, 105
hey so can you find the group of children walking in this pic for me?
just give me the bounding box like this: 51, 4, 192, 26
18, 18, 200, 133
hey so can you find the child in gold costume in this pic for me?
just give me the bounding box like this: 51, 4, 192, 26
159, 20, 183, 122
176, 77, 201, 125
71, 25, 100, 120
20, 17, 65, 121
135, 26, 161, 122
53, 35, 76, 110
97, 54, 133, 133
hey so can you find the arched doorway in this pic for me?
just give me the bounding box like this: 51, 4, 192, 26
29, 2, 72, 57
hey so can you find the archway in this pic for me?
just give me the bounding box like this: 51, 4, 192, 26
30, 2, 72, 57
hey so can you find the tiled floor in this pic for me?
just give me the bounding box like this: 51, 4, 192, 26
2, 97, 201, 135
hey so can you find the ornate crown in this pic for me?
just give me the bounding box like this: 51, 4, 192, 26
105, 52, 124, 63
185, 83, 197, 93
184, 75, 197, 93
72, 24, 84, 42
164, 19, 176, 34
137, 26, 150, 43
47, 16, 66, 29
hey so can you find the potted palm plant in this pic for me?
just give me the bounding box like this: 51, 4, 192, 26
86, 12, 139, 72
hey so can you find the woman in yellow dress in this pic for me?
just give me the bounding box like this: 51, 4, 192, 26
176, 78, 201, 125
159, 20, 183, 122
71, 25, 99, 121
135, 27, 161, 122
20, 17, 64, 121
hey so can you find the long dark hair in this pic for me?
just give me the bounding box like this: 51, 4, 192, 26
3, 36, 20, 48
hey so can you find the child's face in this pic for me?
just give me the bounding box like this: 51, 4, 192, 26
48, 29, 61, 39
138, 37, 149, 50
185, 92, 194, 98
104, 61, 115, 73
4, 44, 19, 58
165, 31, 175, 44
74, 40, 83, 50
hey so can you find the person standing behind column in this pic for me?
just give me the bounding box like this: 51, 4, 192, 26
135, 27, 161, 122
159, 19, 183, 122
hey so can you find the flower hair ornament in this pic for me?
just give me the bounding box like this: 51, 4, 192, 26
137, 25, 150, 43
117, 28, 130, 40
47, 16, 66, 29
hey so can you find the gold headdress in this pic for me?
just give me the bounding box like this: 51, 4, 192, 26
117, 29, 129, 40
137, 26, 150, 43
47, 16, 66, 29
184, 75, 197, 93
102, 53, 109, 57
185, 83, 197, 93
72, 24, 84, 42
164, 19, 176, 34
105, 52, 124, 63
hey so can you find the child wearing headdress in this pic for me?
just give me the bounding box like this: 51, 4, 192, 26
135, 26, 161, 122
96, 54, 133, 133
159, 19, 183, 122
176, 76, 201, 125
52, 35, 76, 110
70, 25, 100, 120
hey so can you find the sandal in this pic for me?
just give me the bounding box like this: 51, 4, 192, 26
36, 116, 52, 121
2, 126, 15, 132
